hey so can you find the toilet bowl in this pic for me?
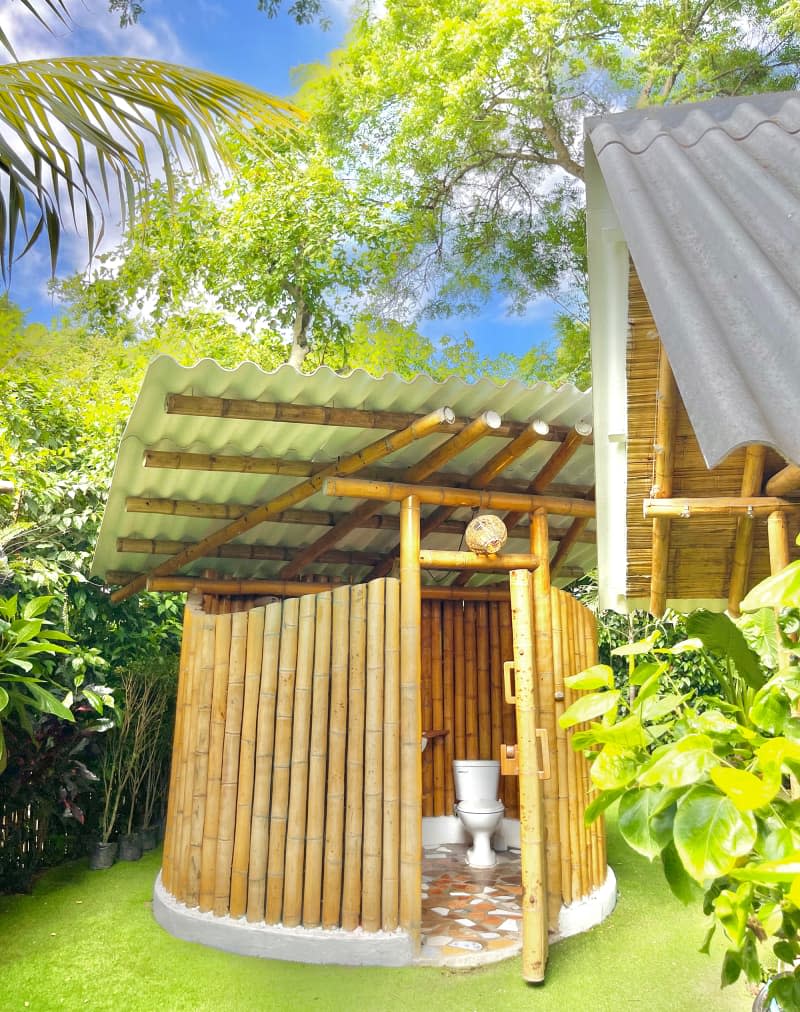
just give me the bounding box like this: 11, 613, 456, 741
452, 759, 504, 868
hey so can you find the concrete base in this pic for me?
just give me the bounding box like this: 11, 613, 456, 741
556, 866, 618, 940
152, 873, 414, 967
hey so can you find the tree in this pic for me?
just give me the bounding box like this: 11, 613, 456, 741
299, 0, 800, 352
0, 1, 300, 276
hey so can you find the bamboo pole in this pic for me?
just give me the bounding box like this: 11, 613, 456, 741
321, 587, 350, 928
649, 344, 678, 617
144, 449, 318, 476
765, 462, 800, 497
442, 601, 456, 814
728, 445, 769, 615
768, 510, 792, 574
186, 613, 217, 907
362, 579, 386, 932
281, 411, 501, 579
165, 392, 573, 443
551, 591, 571, 906
644, 496, 800, 518
582, 606, 603, 890
382, 578, 401, 931
550, 508, 591, 580
510, 569, 548, 982
530, 509, 561, 930
489, 603, 503, 778
212, 610, 248, 915
117, 536, 383, 569
419, 549, 539, 571
282, 595, 317, 927
342, 583, 367, 932
112, 407, 456, 602
431, 602, 445, 816
464, 603, 479, 760
246, 602, 282, 922
175, 608, 202, 903
499, 601, 517, 817
421, 601, 433, 816
563, 598, 582, 901
476, 603, 492, 758
302, 592, 332, 928
454, 603, 466, 762
265, 598, 300, 924
399, 495, 422, 947
574, 604, 591, 897
324, 477, 596, 519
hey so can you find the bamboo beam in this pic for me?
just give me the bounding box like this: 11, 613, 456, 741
111, 407, 455, 603
117, 537, 382, 568
324, 477, 596, 518
648, 346, 678, 617
766, 463, 800, 497
728, 445, 768, 615
279, 411, 502, 579
768, 511, 791, 574
550, 488, 595, 579
399, 496, 422, 948
509, 569, 548, 982
419, 549, 538, 572
644, 497, 800, 518
165, 392, 578, 443
145, 449, 317, 477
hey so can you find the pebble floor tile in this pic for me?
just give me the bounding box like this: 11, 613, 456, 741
415, 844, 523, 968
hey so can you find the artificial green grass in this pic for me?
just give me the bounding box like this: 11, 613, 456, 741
0, 818, 753, 1012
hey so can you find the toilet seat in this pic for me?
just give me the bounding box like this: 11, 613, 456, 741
456, 800, 504, 816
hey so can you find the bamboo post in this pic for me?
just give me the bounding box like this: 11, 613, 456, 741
573, 603, 591, 897
342, 583, 367, 931
728, 445, 768, 615
489, 603, 504, 774
431, 602, 445, 815
454, 604, 466, 761
476, 603, 491, 758
382, 578, 401, 931
582, 605, 603, 889
362, 579, 386, 932
562, 597, 581, 900
399, 495, 422, 948
246, 602, 282, 922
442, 601, 456, 814
175, 610, 203, 903
499, 601, 517, 817
648, 344, 679, 617
530, 509, 560, 930
302, 592, 332, 928
282, 595, 317, 927
768, 510, 792, 574
322, 587, 350, 928
186, 614, 217, 907
551, 590, 572, 906
228, 608, 265, 917
510, 569, 548, 983
265, 598, 300, 924
421, 601, 433, 817
464, 603, 479, 759
212, 611, 248, 915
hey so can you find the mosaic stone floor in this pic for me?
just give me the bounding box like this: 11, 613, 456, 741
416, 843, 523, 968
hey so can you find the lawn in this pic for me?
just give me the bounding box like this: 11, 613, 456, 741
0, 816, 754, 1012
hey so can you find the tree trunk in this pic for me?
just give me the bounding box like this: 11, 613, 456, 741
288, 286, 311, 370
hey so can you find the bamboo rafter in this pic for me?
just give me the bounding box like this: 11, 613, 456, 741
644, 497, 800, 517
116, 537, 383, 568
765, 463, 800, 497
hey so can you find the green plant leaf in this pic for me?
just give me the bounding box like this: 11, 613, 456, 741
749, 684, 791, 734
611, 630, 662, 657
741, 560, 800, 611
714, 886, 751, 947
573, 714, 648, 750
559, 689, 620, 729
565, 664, 614, 691
589, 745, 640, 790
639, 692, 685, 723
709, 766, 779, 812
639, 734, 718, 788
0, 685, 8, 714
674, 785, 758, 882
661, 840, 699, 904
727, 853, 800, 883
629, 660, 667, 686
618, 787, 674, 859
685, 610, 765, 690
720, 948, 742, 987
26, 682, 75, 722
584, 788, 624, 826
21, 595, 52, 620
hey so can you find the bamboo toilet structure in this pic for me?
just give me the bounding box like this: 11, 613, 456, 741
92, 357, 614, 978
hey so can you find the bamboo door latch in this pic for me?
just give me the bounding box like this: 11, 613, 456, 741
499, 737, 550, 780
504, 661, 563, 705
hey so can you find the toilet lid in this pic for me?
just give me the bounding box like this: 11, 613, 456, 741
456, 800, 504, 815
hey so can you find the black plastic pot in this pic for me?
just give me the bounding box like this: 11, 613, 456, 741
89, 841, 118, 871
118, 833, 142, 861
138, 825, 157, 852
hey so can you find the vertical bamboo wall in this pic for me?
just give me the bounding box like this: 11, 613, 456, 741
162, 579, 409, 932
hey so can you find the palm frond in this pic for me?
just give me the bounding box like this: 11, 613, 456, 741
0, 56, 303, 277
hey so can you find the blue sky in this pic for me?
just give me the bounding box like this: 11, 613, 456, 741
1, 0, 557, 360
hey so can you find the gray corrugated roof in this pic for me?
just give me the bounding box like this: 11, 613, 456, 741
92, 356, 595, 588
586, 91, 800, 469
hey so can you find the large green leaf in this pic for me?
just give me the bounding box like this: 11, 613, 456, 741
685, 610, 765, 690
709, 766, 779, 812
0, 57, 301, 277
727, 853, 800, 883
26, 682, 74, 722
589, 745, 640, 790
661, 840, 699, 904
618, 787, 674, 859
638, 734, 719, 788
559, 689, 620, 728
565, 664, 614, 691
741, 560, 800, 611
674, 785, 757, 882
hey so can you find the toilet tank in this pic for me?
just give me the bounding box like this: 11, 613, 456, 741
452, 759, 500, 801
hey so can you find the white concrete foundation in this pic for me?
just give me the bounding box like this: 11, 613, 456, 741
556, 866, 618, 940
152, 873, 414, 967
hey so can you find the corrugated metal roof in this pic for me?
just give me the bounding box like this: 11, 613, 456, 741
586, 90, 800, 470
92, 356, 595, 589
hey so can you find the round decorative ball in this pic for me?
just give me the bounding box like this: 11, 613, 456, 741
465, 514, 508, 555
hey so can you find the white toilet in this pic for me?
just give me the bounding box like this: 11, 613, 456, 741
452, 759, 505, 868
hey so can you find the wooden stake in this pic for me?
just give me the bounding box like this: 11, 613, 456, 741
362, 580, 386, 932
342, 584, 367, 931
282, 595, 317, 927
321, 587, 350, 928
399, 496, 422, 947
509, 569, 548, 983
246, 602, 282, 922
382, 578, 401, 931
728, 445, 768, 615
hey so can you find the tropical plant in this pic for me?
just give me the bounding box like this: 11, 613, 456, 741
0, 0, 300, 275
562, 557, 800, 1009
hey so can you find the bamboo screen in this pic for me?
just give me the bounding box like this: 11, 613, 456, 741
626, 266, 797, 599
161, 579, 408, 933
